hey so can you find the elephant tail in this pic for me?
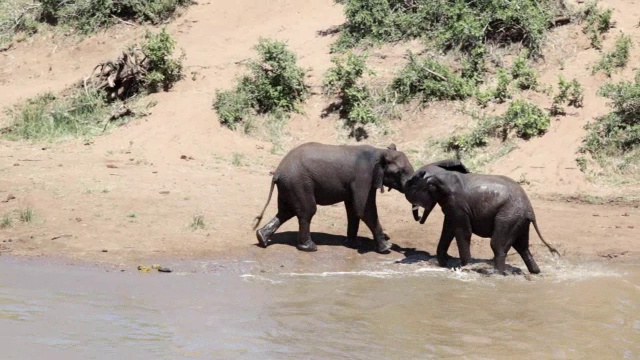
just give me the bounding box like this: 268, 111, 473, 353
531, 217, 560, 257
253, 175, 278, 230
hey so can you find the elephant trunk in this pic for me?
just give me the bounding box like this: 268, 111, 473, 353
412, 205, 421, 221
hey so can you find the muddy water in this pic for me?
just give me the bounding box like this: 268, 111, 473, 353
0, 256, 639, 359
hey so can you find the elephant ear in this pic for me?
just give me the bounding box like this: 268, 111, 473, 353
387, 143, 397, 151
373, 151, 388, 193
430, 159, 470, 174
421, 173, 440, 195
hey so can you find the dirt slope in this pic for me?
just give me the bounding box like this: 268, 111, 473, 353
0, 0, 638, 268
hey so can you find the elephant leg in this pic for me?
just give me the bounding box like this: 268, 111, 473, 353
513, 224, 540, 274
490, 222, 515, 275
454, 226, 473, 267
292, 191, 318, 252
361, 196, 391, 253
344, 201, 361, 248
436, 217, 456, 267
256, 195, 294, 248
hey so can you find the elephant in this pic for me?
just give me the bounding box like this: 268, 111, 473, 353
253, 142, 414, 253
404, 166, 560, 274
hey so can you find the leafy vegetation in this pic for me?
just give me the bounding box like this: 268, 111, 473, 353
0, 0, 192, 44
3, 30, 178, 140
550, 76, 584, 116
592, 34, 633, 77
214, 39, 309, 130
390, 52, 475, 104
510, 52, 538, 90
141, 29, 185, 93
445, 100, 549, 157
580, 1, 613, 49
323, 52, 378, 127
580, 70, 640, 173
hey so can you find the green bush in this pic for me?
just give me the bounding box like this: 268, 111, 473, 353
580, 70, 640, 170
213, 39, 309, 130
333, 0, 563, 57
580, 1, 613, 49
141, 28, 185, 92
511, 52, 538, 90
391, 52, 475, 104
38, 0, 192, 33
502, 100, 550, 139
550, 76, 584, 115
592, 34, 633, 77
492, 69, 513, 103
323, 52, 378, 126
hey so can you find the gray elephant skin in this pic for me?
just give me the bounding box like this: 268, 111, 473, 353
253, 142, 414, 253
405, 166, 559, 274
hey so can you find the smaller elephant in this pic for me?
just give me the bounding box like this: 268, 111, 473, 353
404, 167, 559, 274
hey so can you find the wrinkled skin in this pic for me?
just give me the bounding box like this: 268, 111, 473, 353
405, 168, 560, 274
253, 142, 414, 253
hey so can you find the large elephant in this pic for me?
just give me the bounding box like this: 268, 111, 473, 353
404, 167, 559, 274
253, 142, 414, 253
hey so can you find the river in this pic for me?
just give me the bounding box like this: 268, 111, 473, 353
1, 254, 638, 359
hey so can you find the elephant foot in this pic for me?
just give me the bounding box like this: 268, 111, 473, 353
344, 237, 361, 249
297, 239, 318, 252
256, 228, 270, 248
376, 239, 392, 254
437, 254, 450, 267
383, 233, 391, 241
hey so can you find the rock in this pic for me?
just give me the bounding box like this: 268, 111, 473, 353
101, 249, 108, 252
157, 267, 172, 273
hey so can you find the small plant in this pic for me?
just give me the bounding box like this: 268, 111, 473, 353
127, 212, 137, 218
517, 173, 531, 185
502, 100, 550, 139
391, 52, 475, 104
214, 39, 309, 130
443, 114, 503, 156
551, 76, 584, 116
189, 214, 205, 230
323, 52, 378, 127
511, 52, 538, 90
581, 1, 613, 49
141, 29, 185, 92
0, 214, 12, 228
592, 34, 633, 77
231, 152, 245, 166
19, 207, 34, 223
492, 69, 512, 103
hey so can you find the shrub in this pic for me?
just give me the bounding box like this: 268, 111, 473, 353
580, 1, 613, 49
323, 52, 378, 126
38, 0, 192, 33
391, 52, 475, 104
580, 70, 640, 170
0, 0, 40, 45
333, 0, 563, 57
492, 69, 512, 103
511, 52, 538, 90
502, 100, 550, 139
141, 28, 185, 92
550, 76, 584, 115
592, 34, 633, 77
213, 39, 309, 130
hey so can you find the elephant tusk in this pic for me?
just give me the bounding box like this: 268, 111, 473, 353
419, 209, 428, 224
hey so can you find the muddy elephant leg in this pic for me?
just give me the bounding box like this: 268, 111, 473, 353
256, 195, 294, 248
513, 224, 540, 274
344, 200, 361, 248
455, 226, 473, 267
436, 217, 456, 267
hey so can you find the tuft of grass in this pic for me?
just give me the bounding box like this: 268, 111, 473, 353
18, 207, 35, 223
214, 38, 309, 130
127, 212, 137, 218
511, 52, 538, 91
1, 214, 13, 228
592, 34, 633, 77
189, 214, 205, 230
231, 152, 245, 166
